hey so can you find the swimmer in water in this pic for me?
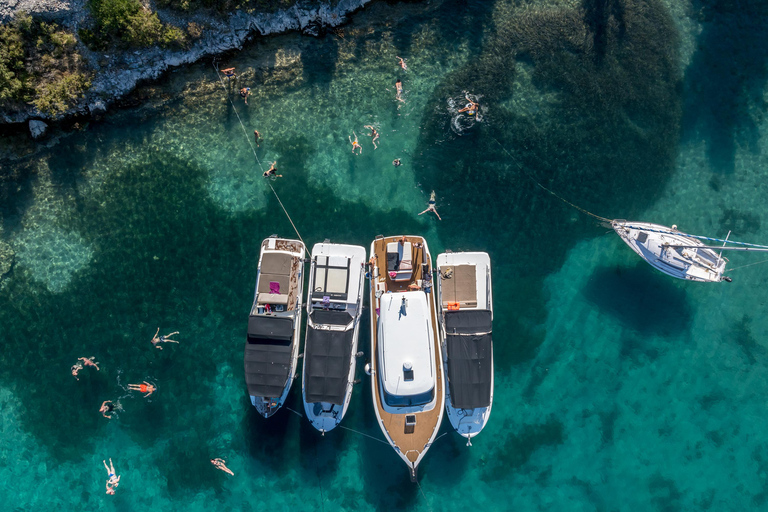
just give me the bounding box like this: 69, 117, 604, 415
240, 87, 251, 105
349, 131, 362, 155
71, 357, 100, 380
100, 400, 121, 419
128, 381, 156, 398
364, 125, 379, 149
395, 79, 404, 103
418, 190, 442, 220
103, 458, 121, 495
396, 56, 407, 70
393, 158, 401, 167
151, 328, 180, 350
263, 161, 282, 178
254, 129, 261, 147
211, 458, 234, 476
221, 68, 236, 80
458, 94, 479, 116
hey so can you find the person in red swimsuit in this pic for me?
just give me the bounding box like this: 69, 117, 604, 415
128, 381, 156, 397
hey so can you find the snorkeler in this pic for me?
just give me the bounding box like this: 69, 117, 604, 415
128, 381, 156, 398
349, 132, 362, 155
393, 158, 401, 167
364, 125, 379, 149
418, 191, 442, 220
458, 94, 479, 116
395, 79, 405, 103
151, 328, 180, 350
263, 161, 282, 178
397, 56, 407, 70
240, 87, 251, 105
211, 458, 234, 476
103, 458, 121, 495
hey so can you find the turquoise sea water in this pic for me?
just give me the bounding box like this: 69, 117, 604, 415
2, 0, 768, 509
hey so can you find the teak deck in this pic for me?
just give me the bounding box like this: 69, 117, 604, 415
369, 236, 444, 467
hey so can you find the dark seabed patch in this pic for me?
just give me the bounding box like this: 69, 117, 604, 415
582, 265, 692, 336
482, 417, 565, 481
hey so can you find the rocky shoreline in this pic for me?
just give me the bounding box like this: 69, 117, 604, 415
0, 0, 370, 136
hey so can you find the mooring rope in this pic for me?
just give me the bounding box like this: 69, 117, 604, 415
212, 61, 304, 245
491, 137, 613, 224
338, 424, 390, 446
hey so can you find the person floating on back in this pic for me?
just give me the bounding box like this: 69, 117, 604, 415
211, 458, 234, 476
349, 131, 362, 155
364, 125, 379, 149
240, 87, 251, 105
419, 190, 442, 220
263, 161, 282, 179
128, 381, 156, 398
103, 458, 121, 495
221, 67, 236, 80
71, 356, 99, 380
151, 328, 180, 350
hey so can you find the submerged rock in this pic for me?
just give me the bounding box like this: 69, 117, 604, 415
0, 241, 14, 279
29, 120, 48, 139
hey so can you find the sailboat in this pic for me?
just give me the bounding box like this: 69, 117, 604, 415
436, 251, 494, 445
302, 241, 367, 434
612, 220, 768, 282
244, 236, 305, 417
368, 235, 444, 481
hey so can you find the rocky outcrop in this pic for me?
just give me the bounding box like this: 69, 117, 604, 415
29, 120, 48, 139
1, 0, 371, 125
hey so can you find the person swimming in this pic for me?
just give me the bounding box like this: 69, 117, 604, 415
458, 94, 479, 116
395, 79, 404, 103
103, 458, 121, 495
364, 125, 379, 149
263, 161, 282, 178
240, 87, 251, 105
211, 458, 234, 476
393, 158, 401, 167
397, 56, 407, 70
72, 356, 100, 380
349, 131, 362, 155
100, 400, 117, 419
151, 328, 179, 350
418, 190, 442, 220
128, 381, 156, 398
221, 67, 236, 80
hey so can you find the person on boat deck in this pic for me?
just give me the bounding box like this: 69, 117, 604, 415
349, 132, 362, 155
100, 400, 120, 419
103, 458, 120, 495
395, 79, 404, 103
221, 67, 236, 80
240, 87, 251, 105
399, 235, 408, 246
397, 56, 407, 70
151, 328, 179, 350
408, 282, 421, 291
263, 161, 282, 178
128, 381, 156, 398
418, 191, 442, 220
458, 94, 479, 116
364, 125, 379, 149
211, 458, 235, 476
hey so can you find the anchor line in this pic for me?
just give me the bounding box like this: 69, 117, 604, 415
338, 425, 390, 445
719, 258, 768, 271
212, 61, 304, 245
490, 137, 612, 224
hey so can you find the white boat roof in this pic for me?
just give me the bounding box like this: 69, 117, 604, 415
378, 292, 435, 397
436, 252, 491, 310
310, 243, 366, 304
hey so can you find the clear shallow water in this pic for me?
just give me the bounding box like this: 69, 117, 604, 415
2, 0, 768, 509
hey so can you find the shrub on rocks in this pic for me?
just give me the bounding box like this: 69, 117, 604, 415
87, 0, 188, 49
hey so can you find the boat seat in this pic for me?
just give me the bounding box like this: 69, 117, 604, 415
386, 241, 413, 281
257, 274, 290, 294
257, 292, 289, 306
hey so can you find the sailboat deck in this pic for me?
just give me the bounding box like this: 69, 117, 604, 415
370, 236, 444, 464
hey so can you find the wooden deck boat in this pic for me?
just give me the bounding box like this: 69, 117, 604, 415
368, 235, 444, 481
302, 241, 367, 434
244, 236, 305, 418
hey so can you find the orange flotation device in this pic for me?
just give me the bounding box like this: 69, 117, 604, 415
447, 302, 460, 311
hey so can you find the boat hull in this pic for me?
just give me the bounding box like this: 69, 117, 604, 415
612, 221, 727, 283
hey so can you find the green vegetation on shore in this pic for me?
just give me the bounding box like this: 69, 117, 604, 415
0, 12, 91, 116
80, 0, 188, 50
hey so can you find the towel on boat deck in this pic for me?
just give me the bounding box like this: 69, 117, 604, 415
269, 281, 280, 294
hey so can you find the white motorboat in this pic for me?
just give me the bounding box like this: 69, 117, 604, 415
368, 235, 444, 481
244, 236, 305, 417
436, 251, 493, 445
301, 241, 366, 434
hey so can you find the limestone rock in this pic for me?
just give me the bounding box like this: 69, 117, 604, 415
29, 120, 48, 139
88, 99, 107, 115
0, 241, 14, 279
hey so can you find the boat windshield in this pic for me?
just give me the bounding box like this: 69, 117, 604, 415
383, 387, 434, 407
